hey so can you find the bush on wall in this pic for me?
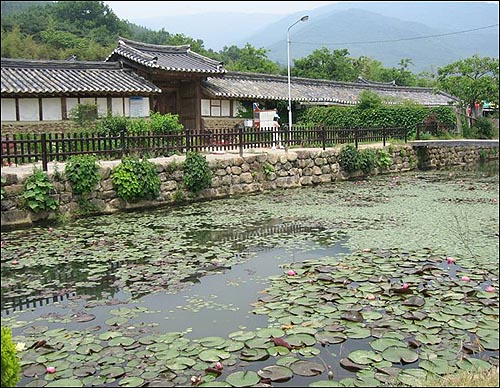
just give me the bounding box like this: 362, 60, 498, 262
297, 103, 456, 138
111, 157, 160, 202
183, 152, 212, 194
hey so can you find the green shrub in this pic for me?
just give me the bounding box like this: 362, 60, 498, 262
1, 326, 21, 387
22, 168, 58, 213
69, 103, 99, 128
472, 117, 495, 139
356, 91, 383, 110
376, 149, 393, 170
339, 144, 360, 173
263, 162, 275, 176
97, 114, 129, 135
126, 118, 150, 134
65, 155, 100, 196
183, 152, 212, 193
1, 177, 6, 200
359, 149, 377, 174
149, 112, 184, 132
112, 157, 160, 202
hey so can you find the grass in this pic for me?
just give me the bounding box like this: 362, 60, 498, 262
415, 367, 499, 387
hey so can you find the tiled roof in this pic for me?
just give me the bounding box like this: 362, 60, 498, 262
202, 71, 458, 107
106, 37, 226, 74
1, 58, 161, 96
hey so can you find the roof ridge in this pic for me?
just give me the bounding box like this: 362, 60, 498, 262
1, 58, 120, 70
117, 36, 190, 53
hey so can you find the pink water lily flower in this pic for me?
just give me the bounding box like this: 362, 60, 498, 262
446, 257, 456, 264
287, 270, 296, 276
486, 286, 496, 292
461, 276, 470, 282
215, 362, 223, 370
401, 283, 409, 289
46, 366, 56, 374
11, 260, 18, 265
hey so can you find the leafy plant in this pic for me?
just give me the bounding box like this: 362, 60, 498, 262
69, 102, 99, 128
376, 149, 393, 170
112, 157, 160, 202
1, 177, 6, 200
339, 144, 360, 173
183, 152, 212, 193
263, 162, 275, 176
359, 149, 377, 174
471, 117, 495, 139
21, 167, 58, 213
149, 112, 184, 132
65, 154, 100, 196
1, 326, 21, 388
97, 114, 130, 135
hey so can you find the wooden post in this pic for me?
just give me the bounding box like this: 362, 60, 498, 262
41, 133, 48, 171
321, 125, 326, 151
120, 129, 125, 159
355, 128, 359, 149
239, 125, 243, 157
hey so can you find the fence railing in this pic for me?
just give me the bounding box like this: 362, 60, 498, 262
416, 123, 457, 139
1, 126, 407, 171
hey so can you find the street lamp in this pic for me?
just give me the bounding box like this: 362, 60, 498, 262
287, 15, 309, 137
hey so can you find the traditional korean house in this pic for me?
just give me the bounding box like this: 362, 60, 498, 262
1, 58, 161, 133
105, 37, 226, 131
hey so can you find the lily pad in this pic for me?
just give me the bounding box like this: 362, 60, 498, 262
199, 349, 231, 362
46, 379, 83, 387
257, 365, 293, 382
290, 360, 325, 376
225, 371, 260, 387
348, 350, 383, 365
119, 377, 145, 387
381, 347, 418, 364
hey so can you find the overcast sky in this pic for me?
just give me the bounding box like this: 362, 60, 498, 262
104, 1, 339, 19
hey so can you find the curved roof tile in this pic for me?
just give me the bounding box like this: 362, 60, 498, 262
1, 58, 161, 96
202, 71, 458, 107
106, 37, 225, 74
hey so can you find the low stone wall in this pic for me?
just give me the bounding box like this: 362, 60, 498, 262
1, 121, 78, 135
1, 143, 498, 229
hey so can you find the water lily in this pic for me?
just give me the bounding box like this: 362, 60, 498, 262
15, 342, 25, 352
11, 260, 18, 265
366, 294, 376, 300
287, 270, 296, 276
362, 248, 371, 252
46, 366, 56, 374
461, 276, 470, 282
446, 256, 456, 264
48, 227, 54, 232
215, 361, 223, 370
485, 285, 496, 292
401, 283, 409, 289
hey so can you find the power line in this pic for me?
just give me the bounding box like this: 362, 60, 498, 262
293, 24, 499, 46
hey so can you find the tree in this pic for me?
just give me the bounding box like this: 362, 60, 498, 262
437, 55, 499, 125
223, 44, 282, 74
292, 48, 357, 82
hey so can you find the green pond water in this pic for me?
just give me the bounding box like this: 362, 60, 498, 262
1, 161, 498, 387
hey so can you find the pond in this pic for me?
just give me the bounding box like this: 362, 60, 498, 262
1, 161, 498, 387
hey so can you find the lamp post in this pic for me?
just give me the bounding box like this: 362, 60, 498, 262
287, 15, 309, 138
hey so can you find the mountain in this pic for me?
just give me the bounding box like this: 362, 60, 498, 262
240, 1, 499, 72
131, 1, 499, 72
130, 12, 277, 50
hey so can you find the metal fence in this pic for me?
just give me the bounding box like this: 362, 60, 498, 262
1, 125, 407, 171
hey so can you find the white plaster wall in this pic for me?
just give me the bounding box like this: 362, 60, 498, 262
42, 98, 62, 120
124, 98, 130, 116
1, 98, 16, 121
18, 98, 39, 121
201, 99, 210, 116
66, 98, 79, 117
142, 97, 150, 117
232, 101, 244, 117
96, 98, 108, 117
221, 100, 230, 117
80, 97, 96, 106
112, 98, 124, 116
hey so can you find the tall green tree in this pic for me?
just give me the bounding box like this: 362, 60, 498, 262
292, 48, 357, 82
437, 55, 499, 124
222, 43, 282, 74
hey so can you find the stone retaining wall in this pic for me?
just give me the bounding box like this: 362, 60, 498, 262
1, 144, 498, 229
